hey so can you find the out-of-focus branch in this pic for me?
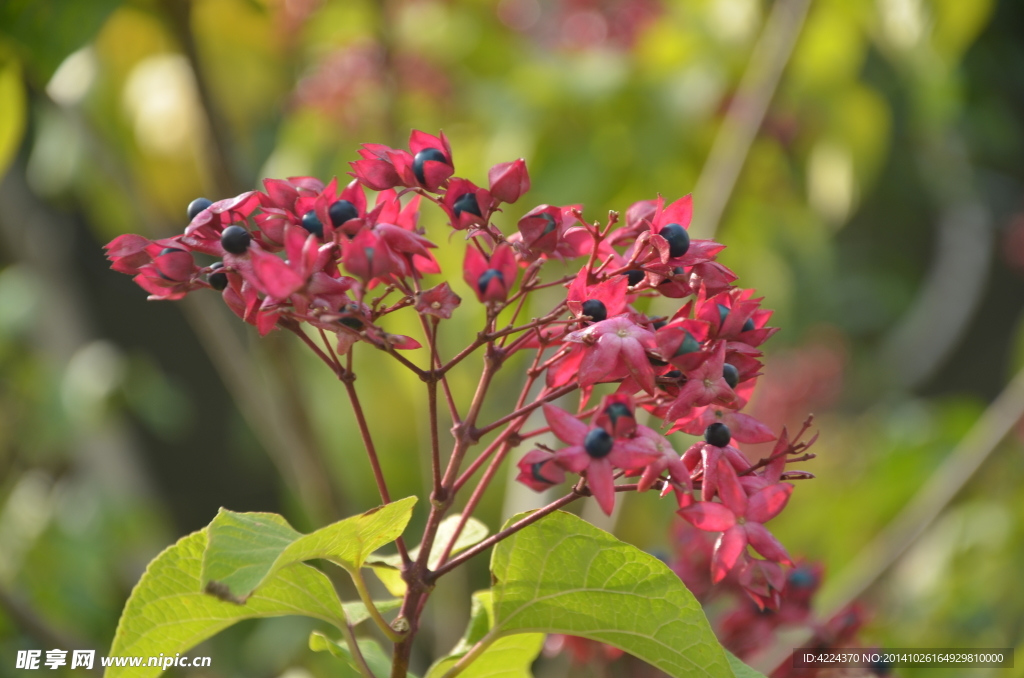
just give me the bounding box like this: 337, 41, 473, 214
818, 364, 1024, 615
879, 132, 993, 389
689, 0, 813, 240
160, 0, 242, 195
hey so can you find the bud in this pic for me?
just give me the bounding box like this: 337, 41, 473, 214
488, 158, 530, 204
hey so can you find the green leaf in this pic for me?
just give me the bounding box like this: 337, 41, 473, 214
106, 530, 348, 678
0, 0, 120, 81
310, 631, 412, 678
725, 650, 769, 678
202, 496, 417, 600
426, 591, 543, 678
367, 513, 488, 596
343, 599, 402, 627
0, 58, 26, 179
476, 510, 732, 678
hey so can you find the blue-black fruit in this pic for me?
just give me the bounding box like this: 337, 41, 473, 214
584, 428, 614, 458
220, 226, 251, 254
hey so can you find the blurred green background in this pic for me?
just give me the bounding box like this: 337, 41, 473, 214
1, 0, 1023, 676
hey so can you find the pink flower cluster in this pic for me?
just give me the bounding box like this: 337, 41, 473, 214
104, 129, 815, 609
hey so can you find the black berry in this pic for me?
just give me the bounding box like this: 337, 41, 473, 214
412, 147, 447, 185
674, 331, 700, 357
664, 370, 682, 380
207, 262, 228, 291
581, 299, 607, 323
742, 317, 756, 332
301, 210, 323, 237
539, 211, 558, 235
723, 363, 739, 389
653, 320, 667, 330
704, 422, 731, 447
661, 223, 690, 258
530, 461, 556, 485
329, 200, 359, 226
788, 567, 816, 589
187, 197, 212, 221
477, 269, 504, 294
626, 269, 645, 286
604, 402, 632, 428
339, 317, 364, 330
159, 247, 186, 257
584, 428, 614, 458
453, 192, 481, 218
717, 303, 730, 326
220, 225, 251, 254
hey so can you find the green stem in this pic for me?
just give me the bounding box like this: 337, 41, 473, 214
346, 565, 405, 643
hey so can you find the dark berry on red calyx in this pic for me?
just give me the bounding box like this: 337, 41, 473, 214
653, 320, 667, 330
187, 197, 212, 221
717, 303, 730, 326
581, 299, 607, 323
413, 147, 447, 185
531, 461, 556, 485
604, 402, 632, 428
584, 428, 614, 458
453, 192, 481, 218
477, 269, 504, 294
788, 568, 816, 589
301, 210, 324, 237
329, 200, 359, 226
626, 269, 645, 286
220, 225, 251, 254
539, 212, 558, 235
869, 658, 892, 676
207, 262, 228, 291
723, 363, 739, 389
661, 223, 690, 258
159, 247, 186, 256
665, 370, 682, 380
339, 317, 364, 330
742, 317, 756, 332
659, 267, 685, 285
704, 422, 731, 447
674, 331, 700, 357
648, 353, 668, 366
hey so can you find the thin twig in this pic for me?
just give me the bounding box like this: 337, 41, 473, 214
689, 0, 814, 240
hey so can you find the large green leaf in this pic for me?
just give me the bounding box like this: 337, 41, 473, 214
425, 591, 543, 678
461, 510, 733, 678
202, 497, 416, 601
106, 530, 347, 678
725, 650, 768, 678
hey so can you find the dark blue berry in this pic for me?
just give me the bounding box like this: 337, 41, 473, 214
412, 147, 447, 185
869, 657, 892, 676
742, 317, 756, 332
159, 247, 186, 257
717, 303, 731, 326
453, 192, 481, 218
604, 402, 632, 429
788, 568, 816, 589
301, 210, 324, 237
207, 262, 228, 291
220, 225, 251, 254
187, 197, 212, 221
659, 266, 685, 285
339, 317, 364, 330
653, 320, 667, 330
723, 363, 739, 389
661, 223, 690, 258
584, 428, 614, 458
539, 212, 558, 235
704, 422, 731, 447
581, 299, 607, 323
674, 331, 700, 357
664, 370, 682, 380
531, 461, 557, 486
477, 269, 504, 294
626, 269, 645, 286
329, 200, 359, 226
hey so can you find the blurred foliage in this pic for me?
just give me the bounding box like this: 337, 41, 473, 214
1, 0, 1024, 676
